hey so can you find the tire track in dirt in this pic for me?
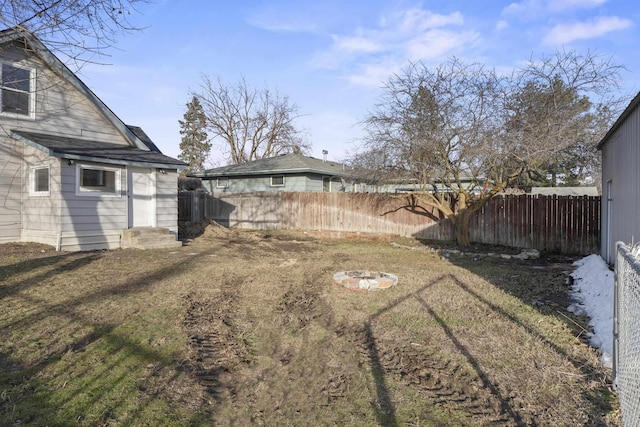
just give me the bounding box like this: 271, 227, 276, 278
182, 288, 251, 403
348, 326, 523, 426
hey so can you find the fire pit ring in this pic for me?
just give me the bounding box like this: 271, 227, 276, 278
333, 270, 398, 291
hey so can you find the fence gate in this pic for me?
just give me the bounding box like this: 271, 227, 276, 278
614, 242, 640, 426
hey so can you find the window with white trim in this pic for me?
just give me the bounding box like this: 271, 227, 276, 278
29, 166, 50, 196
270, 175, 285, 187
216, 177, 229, 188
76, 165, 120, 196
1, 63, 34, 116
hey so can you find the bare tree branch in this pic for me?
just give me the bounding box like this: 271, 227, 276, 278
1, 0, 147, 66
195, 75, 309, 165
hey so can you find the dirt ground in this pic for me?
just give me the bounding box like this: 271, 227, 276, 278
0, 222, 618, 426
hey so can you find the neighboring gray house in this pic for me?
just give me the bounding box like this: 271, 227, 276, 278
598, 91, 640, 263
0, 27, 187, 251
191, 153, 353, 193
531, 187, 599, 196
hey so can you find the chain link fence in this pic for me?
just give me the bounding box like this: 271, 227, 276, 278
614, 242, 640, 426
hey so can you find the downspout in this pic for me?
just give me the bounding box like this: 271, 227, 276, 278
56, 231, 62, 251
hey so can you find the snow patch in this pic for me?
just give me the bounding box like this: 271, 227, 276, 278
568, 254, 614, 367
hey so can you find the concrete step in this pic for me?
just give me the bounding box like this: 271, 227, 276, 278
121, 227, 182, 250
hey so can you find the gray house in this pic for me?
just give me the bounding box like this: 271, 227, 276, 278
0, 27, 187, 251
598, 91, 640, 263
191, 153, 353, 193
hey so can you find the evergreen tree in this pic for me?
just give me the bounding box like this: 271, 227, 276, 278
178, 96, 211, 174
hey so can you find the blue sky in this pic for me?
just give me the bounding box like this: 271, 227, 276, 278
79, 0, 639, 165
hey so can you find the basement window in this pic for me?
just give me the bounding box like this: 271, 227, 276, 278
29, 166, 50, 196
270, 175, 285, 187
216, 177, 229, 188
76, 165, 120, 196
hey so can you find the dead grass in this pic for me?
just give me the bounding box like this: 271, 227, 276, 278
0, 227, 619, 426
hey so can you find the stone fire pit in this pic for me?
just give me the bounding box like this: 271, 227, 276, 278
333, 270, 398, 291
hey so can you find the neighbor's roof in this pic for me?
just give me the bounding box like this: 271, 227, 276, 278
190, 153, 347, 178
0, 26, 168, 155
597, 91, 640, 150
12, 131, 187, 169
531, 186, 599, 196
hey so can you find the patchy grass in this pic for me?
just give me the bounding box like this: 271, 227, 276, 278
0, 229, 619, 426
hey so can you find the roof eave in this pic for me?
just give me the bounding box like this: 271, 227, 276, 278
597, 91, 640, 150
11, 132, 187, 169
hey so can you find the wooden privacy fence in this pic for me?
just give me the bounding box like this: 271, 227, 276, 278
178, 191, 600, 255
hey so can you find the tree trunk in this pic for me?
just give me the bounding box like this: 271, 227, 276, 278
451, 208, 473, 247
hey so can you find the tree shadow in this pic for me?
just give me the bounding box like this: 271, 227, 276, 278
0, 248, 215, 425
359, 265, 614, 426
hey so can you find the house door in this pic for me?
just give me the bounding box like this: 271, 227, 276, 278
127, 167, 155, 228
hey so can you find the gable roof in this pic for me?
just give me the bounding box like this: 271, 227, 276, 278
12, 130, 186, 169
190, 153, 347, 178
0, 26, 157, 153
597, 91, 640, 150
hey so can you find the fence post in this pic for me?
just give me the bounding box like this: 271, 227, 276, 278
613, 241, 620, 387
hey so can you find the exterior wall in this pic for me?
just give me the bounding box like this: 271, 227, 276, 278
0, 42, 129, 146
156, 170, 179, 236
202, 173, 347, 194
20, 145, 61, 246
600, 104, 640, 264
0, 136, 22, 242
204, 173, 313, 194
58, 161, 127, 251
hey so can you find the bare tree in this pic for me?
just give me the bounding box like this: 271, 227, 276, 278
0, 0, 146, 64
195, 75, 309, 165
506, 51, 623, 189
358, 52, 623, 245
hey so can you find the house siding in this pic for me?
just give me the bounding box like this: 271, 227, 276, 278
204, 174, 311, 193
58, 162, 127, 251
600, 102, 640, 263
1, 42, 128, 146
20, 146, 61, 246
203, 173, 347, 194
0, 137, 22, 242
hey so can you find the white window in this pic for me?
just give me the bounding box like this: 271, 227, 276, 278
1, 63, 34, 117
271, 175, 285, 187
76, 165, 121, 196
216, 177, 229, 188
29, 166, 50, 196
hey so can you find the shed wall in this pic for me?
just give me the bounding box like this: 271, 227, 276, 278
600, 103, 640, 263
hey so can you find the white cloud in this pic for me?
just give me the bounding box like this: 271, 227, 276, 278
543, 16, 633, 45
502, 0, 608, 19
245, 4, 323, 33
310, 7, 477, 86
495, 20, 509, 31
398, 8, 464, 33
345, 59, 403, 87
502, 0, 544, 19
405, 29, 478, 61
548, 0, 607, 12
333, 34, 383, 53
